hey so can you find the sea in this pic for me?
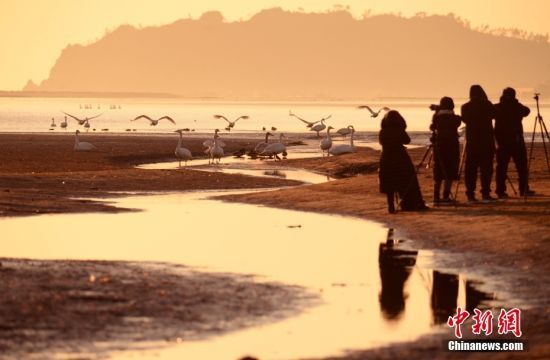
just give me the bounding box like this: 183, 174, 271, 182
0, 97, 547, 140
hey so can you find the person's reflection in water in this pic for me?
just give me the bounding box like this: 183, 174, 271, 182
378, 242, 418, 320
431, 271, 459, 324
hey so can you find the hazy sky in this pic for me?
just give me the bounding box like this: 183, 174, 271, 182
1, 0, 548, 90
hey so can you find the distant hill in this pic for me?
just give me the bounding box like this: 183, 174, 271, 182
25, 8, 550, 100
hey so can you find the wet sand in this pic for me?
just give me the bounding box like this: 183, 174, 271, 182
1, 133, 549, 359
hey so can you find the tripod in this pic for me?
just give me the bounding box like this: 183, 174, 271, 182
416, 143, 433, 171
525, 93, 550, 200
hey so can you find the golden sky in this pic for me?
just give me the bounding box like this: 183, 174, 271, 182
1, 0, 548, 91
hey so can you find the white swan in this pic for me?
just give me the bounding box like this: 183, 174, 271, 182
132, 115, 176, 126
261, 133, 287, 160
329, 126, 355, 155
289, 111, 320, 128
320, 126, 335, 156
213, 114, 249, 131
63, 112, 102, 125
60, 116, 68, 129
203, 129, 226, 161
50, 117, 56, 128
357, 105, 390, 118
175, 129, 193, 166
74, 130, 96, 151
254, 132, 274, 154
337, 125, 354, 137
209, 132, 224, 164
310, 118, 330, 137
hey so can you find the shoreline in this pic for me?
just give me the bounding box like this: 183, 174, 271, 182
1, 133, 549, 359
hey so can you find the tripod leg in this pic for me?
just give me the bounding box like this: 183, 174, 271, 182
453, 140, 467, 206
538, 117, 550, 174
525, 116, 538, 201
506, 175, 517, 195
416, 145, 432, 172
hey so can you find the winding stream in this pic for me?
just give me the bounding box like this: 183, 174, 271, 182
1, 156, 493, 359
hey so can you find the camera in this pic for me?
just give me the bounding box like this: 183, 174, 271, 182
429, 104, 440, 111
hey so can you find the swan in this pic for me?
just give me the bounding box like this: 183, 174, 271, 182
289, 111, 322, 128
74, 130, 96, 151
261, 134, 287, 160
357, 105, 390, 118
50, 117, 56, 128
174, 129, 192, 166
132, 115, 176, 126
63, 112, 102, 125
60, 116, 68, 129
310, 119, 327, 137
336, 125, 354, 137
254, 132, 274, 154
209, 132, 224, 164
203, 129, 226, 152
329, 126, 355, 155
320, 126, 335, 156
213, 114, 249, 131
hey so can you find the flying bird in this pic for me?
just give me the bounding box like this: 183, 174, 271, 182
62, 112, 103, 125
214, 114, 249, 131
132, 115, 176, 126
357, 105, 390, 118
289, 111, 323, 128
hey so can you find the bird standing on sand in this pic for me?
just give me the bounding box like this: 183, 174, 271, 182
260, 134, 287, 160
310, 117, 330, 137
252, 132, 274, 157
74, 130, 96, 151
357, 105, 390, 118
63, 112, 102, 125
329, 126, 355, 155
214, 114, 249, 131
336, 125, 354, 137
132, 115, 176, 126
203, 129, 225, 164
84, 120, 91, 129
50, 117, 56, 128
174, 129, 192, 166
320, 126, 335, 156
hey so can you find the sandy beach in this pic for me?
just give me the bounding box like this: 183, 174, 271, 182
1, 132, 549, 359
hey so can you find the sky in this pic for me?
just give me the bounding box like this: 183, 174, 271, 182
1, 0, 549, 91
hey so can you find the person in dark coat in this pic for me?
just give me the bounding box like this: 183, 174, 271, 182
379, 110, 427, 213
430, 96, 461, 204
461, 85, 496, 202
494, 87, 533, 198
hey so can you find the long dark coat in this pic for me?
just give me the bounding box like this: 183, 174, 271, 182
378, 127, 425, 210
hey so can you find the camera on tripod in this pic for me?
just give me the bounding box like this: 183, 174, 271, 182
429, 104, 440, 111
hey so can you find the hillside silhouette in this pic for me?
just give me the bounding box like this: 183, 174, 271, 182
25, 8, 550, 99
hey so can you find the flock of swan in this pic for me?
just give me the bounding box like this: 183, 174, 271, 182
66, 106, 391, 165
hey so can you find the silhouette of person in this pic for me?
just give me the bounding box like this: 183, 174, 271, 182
379, 110, 428, 213
494, 87, 533, 198
378, 242, 417, 320
461, 85, 496, 202
430, 97, 461, 204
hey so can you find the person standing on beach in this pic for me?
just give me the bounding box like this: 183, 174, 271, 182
461, 85, 496, 203
379, 110, 428, 213
430, 97, 461, 204
494, 87, 533, 198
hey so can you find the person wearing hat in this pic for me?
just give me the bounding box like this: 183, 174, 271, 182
494, 87, 533, 198
430, 96, 462, 204
461, 85, 496, 203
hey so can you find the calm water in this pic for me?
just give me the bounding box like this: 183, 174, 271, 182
1, 191, 492, 360
2, 97, 546, 134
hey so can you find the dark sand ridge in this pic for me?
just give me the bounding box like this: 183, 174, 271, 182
0, 132, 549, 359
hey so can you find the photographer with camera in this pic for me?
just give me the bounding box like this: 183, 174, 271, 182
494, 87, 533, 198
461, 85, 497, 203
429, 97, 461, 204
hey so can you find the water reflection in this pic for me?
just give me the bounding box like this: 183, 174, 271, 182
378, 242, 418, 320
